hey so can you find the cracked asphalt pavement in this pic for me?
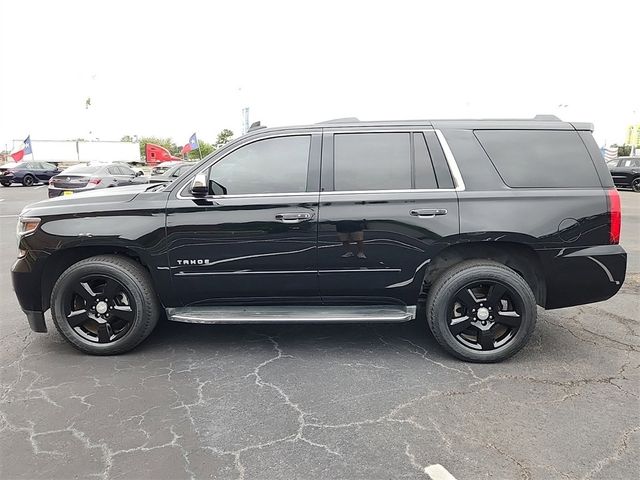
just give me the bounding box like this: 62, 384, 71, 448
1, 186, 638, 480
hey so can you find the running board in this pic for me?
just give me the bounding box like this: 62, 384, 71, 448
166, 305, 416, 324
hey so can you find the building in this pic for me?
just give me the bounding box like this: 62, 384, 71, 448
625, 124, 640, 148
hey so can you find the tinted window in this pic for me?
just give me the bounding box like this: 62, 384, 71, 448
63, 165, 101, 174
334, 133, 411, 191
42, 162, 56, 170
107, 166, 121, 175
208, 136, 310, 195
119, 165, 135, 175
173, 165, 190, 177
619, 158, 640, 168
413, 133, 438, 189
475, 130, 601, 188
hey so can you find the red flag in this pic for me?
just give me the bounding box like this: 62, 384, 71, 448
145, 143, 180, 165
10, 149, 25, 162
180, 143, 192, 155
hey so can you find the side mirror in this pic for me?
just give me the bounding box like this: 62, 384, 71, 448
135, 171, 144, 177
190, 172, 209, 197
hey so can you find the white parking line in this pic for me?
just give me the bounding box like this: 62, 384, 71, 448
34, 185, 45, 189
425, 464, 458, 480
0, 214, 18, 218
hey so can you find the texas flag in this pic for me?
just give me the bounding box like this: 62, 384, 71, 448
10, 135, 32, 162
180, 133, 199, 155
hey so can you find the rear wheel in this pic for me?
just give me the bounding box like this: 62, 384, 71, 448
426, 260, 537, 362
632, 177, 640, 192
51, 255, 160, 355
1, 181, 10, 187
22, 175, 35, 187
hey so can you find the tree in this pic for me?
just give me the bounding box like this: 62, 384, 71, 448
214, 129, 234, 149
187, 140, 214, 160
617, 145, 632, 157
138, 137, 180, 160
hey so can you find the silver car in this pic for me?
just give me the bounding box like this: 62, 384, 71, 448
48, 164, 148, 198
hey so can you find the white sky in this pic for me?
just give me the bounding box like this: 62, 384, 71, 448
1, 0, 638, 151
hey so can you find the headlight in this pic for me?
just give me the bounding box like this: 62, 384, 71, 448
17, 217, 41, 238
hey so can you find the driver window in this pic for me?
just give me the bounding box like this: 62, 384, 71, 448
207, 135, 310, 195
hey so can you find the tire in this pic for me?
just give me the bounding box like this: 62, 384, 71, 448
425, 260, 537, 363
51, 255, 160, 355
632, 177, 640, 193
22, 175, 35, 187
1, 181, 10, 187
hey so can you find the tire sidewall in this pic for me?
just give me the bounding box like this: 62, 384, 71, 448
428, 264, 537, 362
52, 260, 150, 354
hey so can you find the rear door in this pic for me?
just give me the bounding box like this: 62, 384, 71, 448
317, 128, 460, 307
165, 131, 322, 305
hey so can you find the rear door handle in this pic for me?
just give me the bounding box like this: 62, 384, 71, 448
410, 208, 448, 218
275, 212, 315, 223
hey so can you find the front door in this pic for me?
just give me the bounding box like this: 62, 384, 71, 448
166, 132, 321, 306
317, 129, 460, 307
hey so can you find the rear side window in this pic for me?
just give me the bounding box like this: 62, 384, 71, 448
334, 133, 411, 191
619, 158, 640, 168
475, 130, 601, 188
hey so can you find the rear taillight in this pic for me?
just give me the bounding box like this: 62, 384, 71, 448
88, 177, 101, 185
607, 188, 621, 244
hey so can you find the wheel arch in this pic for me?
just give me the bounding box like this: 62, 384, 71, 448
41, 246, 158, 311
421, 241, 546, 306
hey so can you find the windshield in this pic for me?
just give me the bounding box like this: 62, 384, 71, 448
61, 165, 102, 174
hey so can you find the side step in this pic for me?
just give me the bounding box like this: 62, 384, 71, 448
166, 305, 417, 324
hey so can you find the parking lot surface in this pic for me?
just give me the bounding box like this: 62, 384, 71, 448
1, 185, 638, 480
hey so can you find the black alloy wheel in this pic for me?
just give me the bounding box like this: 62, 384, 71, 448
426, 260, 537, 362
22, 175, 35, 186
632, 177, 640, 192
1, 181, 10, 187
51, 255, 159, 355
63, 275, 135, 344
447, 281, 523, 351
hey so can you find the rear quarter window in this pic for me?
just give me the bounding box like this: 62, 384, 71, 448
474, 130, 601, 188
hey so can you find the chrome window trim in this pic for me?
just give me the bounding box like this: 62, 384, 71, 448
435, 129, 466, 191
176, 128, 465, 200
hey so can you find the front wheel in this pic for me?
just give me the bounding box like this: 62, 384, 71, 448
51, 255, 160, 355
426, 260, 537, 362
632, 177, 640, 193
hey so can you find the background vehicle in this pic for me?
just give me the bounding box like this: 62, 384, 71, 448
1, 161, 60, 186
48, 163, 148, 197
609, 156, 640, 192
148, 162, 192, 183
13, 117, 626, 362
151, 160, 182, 175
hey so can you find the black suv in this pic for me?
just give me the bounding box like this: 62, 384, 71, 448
609, 156, 640, 192
11, 117, 626, 362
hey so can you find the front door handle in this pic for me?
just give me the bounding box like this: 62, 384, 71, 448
410, 208, 448, 218
275, 212, 315, 223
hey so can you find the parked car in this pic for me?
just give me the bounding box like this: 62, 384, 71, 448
1, 161, 60, 186
12, 116, 626, 362
148, 162, 193, 183
609, 156, 640, 192
151, 161, 182, 175
48, 163, 148, 198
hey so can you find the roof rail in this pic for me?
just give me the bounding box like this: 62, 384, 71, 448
248, 121, 267, 132
317, 117, 360, 124
534, 114, 562, 121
